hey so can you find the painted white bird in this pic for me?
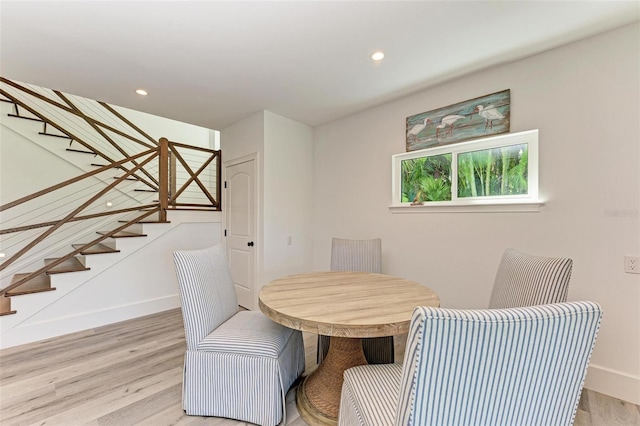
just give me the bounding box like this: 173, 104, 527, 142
436, 114, 465, 137
407, 117, 431, 141
474, 105, 504, 130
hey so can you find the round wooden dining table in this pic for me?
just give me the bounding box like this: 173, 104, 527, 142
258, 271, 440, 425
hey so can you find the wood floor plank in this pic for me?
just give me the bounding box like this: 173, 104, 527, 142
54, 343, 184, 399
0, 328, 97, 357
27, 368, 183, 426
4, 345, 184, 424
1, 332, 121, 383
587, 389, 640, 426
0, 308, 637, 426
96, 382, 183, 425
575, 408, 593, 426
1, 334, 182, 400
0, 383, 57, 423
134, 401, 195, 426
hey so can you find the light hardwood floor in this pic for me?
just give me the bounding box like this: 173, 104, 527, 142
1, 308, 638, 426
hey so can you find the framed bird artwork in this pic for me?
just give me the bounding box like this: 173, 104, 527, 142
406, 89, 510, 152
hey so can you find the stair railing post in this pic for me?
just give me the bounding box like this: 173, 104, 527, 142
170, 149, 177, 201
159, 137, 169, 222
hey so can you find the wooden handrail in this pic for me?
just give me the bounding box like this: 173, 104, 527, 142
0, 78, 157, 150
0, 149, 156, 213
0, 88, 160, 191
0, 208, 160, 296
167, 141, 219, 207
0, 151, 157, 273
169, 149, 216, 205
0, 77, 221, 300
100, 102, 158, 147
1, 204, 158, 235
170, 140, 220, 153
172, 203, 220, 208
56, 91, 160, 189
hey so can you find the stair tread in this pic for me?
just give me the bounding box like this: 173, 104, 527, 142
40, 132, 71, 139
66, 148, 95, 155
117, 220, 170, 224
91, 163, 122, 169
8, 273, 55, 296
97, 231, 147, 238
45, 257, 89, 274
7, 113, 44, 122
72, 243, 120, 255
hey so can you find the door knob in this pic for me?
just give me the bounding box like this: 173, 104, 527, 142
247, 241, 254, 247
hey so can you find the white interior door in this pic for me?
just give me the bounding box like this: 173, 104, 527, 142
225, 157, 256, 309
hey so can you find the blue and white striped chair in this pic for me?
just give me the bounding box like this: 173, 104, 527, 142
489, 248, 573, 308
338, 302, 602, 426
318, 237, 395, 365
173, 245, 305, 426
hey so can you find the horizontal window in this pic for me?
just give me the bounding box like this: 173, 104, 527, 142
391, 130, 540, 211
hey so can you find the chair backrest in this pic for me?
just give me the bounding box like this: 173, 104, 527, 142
489, 248, 573, 308
173, 245, 239, 350
330, 238, 382, 273
396, 301, 602, 426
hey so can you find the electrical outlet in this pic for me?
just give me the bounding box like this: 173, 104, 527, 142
624, 256, 640, 274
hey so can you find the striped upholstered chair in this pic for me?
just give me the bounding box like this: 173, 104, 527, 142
173, 245, 305, 426
338, 302, 602, 426
317, 237, 395, 365
489, 248, 573, 308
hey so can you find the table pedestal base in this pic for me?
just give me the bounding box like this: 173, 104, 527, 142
296, 336, 368, 425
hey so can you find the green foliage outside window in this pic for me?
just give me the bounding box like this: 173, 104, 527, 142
458, 143, 528, 198
401, 144, 528, 202
401, 154, 452, 203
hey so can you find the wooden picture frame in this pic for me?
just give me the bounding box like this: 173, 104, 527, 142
406, 89, 511, 152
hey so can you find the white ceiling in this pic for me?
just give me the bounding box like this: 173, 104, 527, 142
1, 1, 638, 130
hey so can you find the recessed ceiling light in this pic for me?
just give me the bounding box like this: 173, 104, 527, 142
136, 89, 148, 96
371, 51, 385, 61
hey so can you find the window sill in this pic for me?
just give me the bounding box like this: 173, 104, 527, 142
388, 199, 544, 213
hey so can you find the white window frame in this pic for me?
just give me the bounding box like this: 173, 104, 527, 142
390, 129, 542, 213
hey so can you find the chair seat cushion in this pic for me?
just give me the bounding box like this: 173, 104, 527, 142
340, 363, 403, 425
197, 310, 295, 358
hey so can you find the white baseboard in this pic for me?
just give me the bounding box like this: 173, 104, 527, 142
584, 363, 640, 405
0, 295, 181, 350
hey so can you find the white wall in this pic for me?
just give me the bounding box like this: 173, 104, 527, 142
219, 111, 266, 163
112, 104, 216, 149
221, 111, 314, 308
312, 23, 640, 404
263, 111, 314, 284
